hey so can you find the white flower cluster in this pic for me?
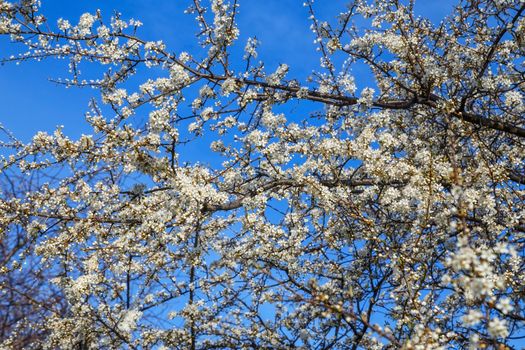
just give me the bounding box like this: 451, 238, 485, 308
266, 63, 289, 85
243, 37, 259, 59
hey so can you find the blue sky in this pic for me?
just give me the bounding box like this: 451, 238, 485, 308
0, 0, 456, 142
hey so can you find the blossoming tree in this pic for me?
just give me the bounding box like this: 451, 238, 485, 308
1, 0, 524, 348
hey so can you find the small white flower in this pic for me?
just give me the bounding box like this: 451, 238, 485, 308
496, 298, 513, 315
201, 107, 214, 121
487, 318, 508, 338
461, 310, 483, 326
221, 78, 238, 96
57, 18, 71, 31
357, 87, 375, 107
119, 309, 142, 333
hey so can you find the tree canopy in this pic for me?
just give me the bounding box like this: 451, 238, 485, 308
1, 0, 525, 348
